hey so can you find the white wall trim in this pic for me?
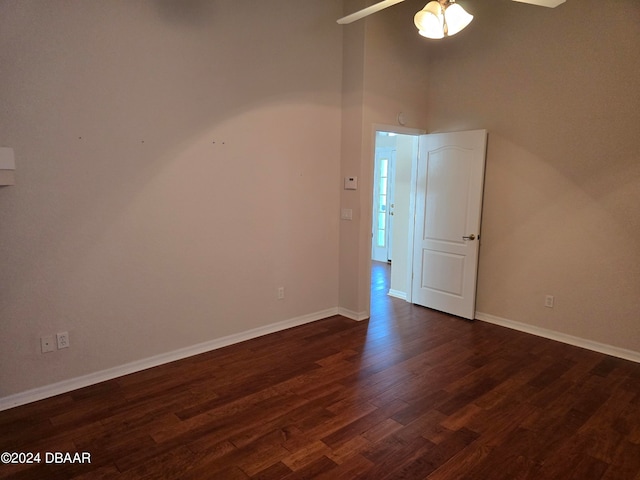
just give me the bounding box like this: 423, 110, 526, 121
338, 307, 370, 321
0, 308, 340, 412
10, 308, 635, 412
387, 289, 407, 301
475, 311, 640, 364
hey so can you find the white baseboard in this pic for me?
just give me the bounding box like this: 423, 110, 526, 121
338, 307, 369, 321
11, 308, 633, 412
388, 289, 407, 301
0, 308, 340, 412
475, 311, 640, 364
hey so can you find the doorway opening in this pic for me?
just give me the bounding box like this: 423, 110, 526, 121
371, 129, 420, 302
369, 128, 487, 321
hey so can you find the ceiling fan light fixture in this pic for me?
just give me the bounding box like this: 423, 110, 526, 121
443, 3, 473, 36
417, 26, 445, 40
414, 2, 445, 39
337, 0, 563, 28
414, 0, 473, 39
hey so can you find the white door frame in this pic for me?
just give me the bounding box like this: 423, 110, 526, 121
368, 124, 425, 298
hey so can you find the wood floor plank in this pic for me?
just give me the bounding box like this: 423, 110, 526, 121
382, 427, 478, 480
313, 453, 373, 480
359, 435, 435, 480
250, 461, 293, 480
426, 441, 493, 480
320, 398, 406, 450
280, 440, 333, 472
600, 439, 640, 480
1, 262, 639, 479
326, 435, 372, 464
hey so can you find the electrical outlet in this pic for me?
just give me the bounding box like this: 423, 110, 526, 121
545, 295, 555, 308
41, 335, 55, 353
277, 287, 285, 300
56, 331, 70, 349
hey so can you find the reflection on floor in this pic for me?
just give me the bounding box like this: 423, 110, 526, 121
370, 261, 391, 303
370, 260, 407, 321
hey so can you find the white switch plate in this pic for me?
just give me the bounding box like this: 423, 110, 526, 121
0, 147, 15, 170
341, 208, 353, 220
41, 335, 55, 353
344, 177, 358, 190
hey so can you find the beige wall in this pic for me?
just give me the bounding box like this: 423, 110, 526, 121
0, 0, 343, 397
425, 0, 640, 351
339, 0, 430, 317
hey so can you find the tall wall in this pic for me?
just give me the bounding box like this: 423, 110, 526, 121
339, 0, 429, 318
425, 0, 640, 352
0, 0, 343, 398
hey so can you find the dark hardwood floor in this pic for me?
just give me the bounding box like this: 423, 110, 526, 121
1, 261, 639, 479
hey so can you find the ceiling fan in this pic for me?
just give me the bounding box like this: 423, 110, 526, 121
337, 0, 566, 39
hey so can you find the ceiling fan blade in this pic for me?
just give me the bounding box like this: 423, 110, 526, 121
511, 0, 566, 7
337, 0, 406, 24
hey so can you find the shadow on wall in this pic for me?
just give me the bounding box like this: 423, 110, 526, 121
0, 0, 344, 396
155, 0, 218, 26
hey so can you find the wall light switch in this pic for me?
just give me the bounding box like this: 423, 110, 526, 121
41, 335, 55, 353
341, 208, 353, 220
0, 147, 15, 170
344, 177, 358, 190
0, 147, 16, 186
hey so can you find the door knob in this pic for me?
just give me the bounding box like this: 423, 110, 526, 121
462, 234, 476, 240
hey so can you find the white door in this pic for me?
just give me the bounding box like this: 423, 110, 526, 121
372, 148, 396, 262
410, 130, 487, 319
